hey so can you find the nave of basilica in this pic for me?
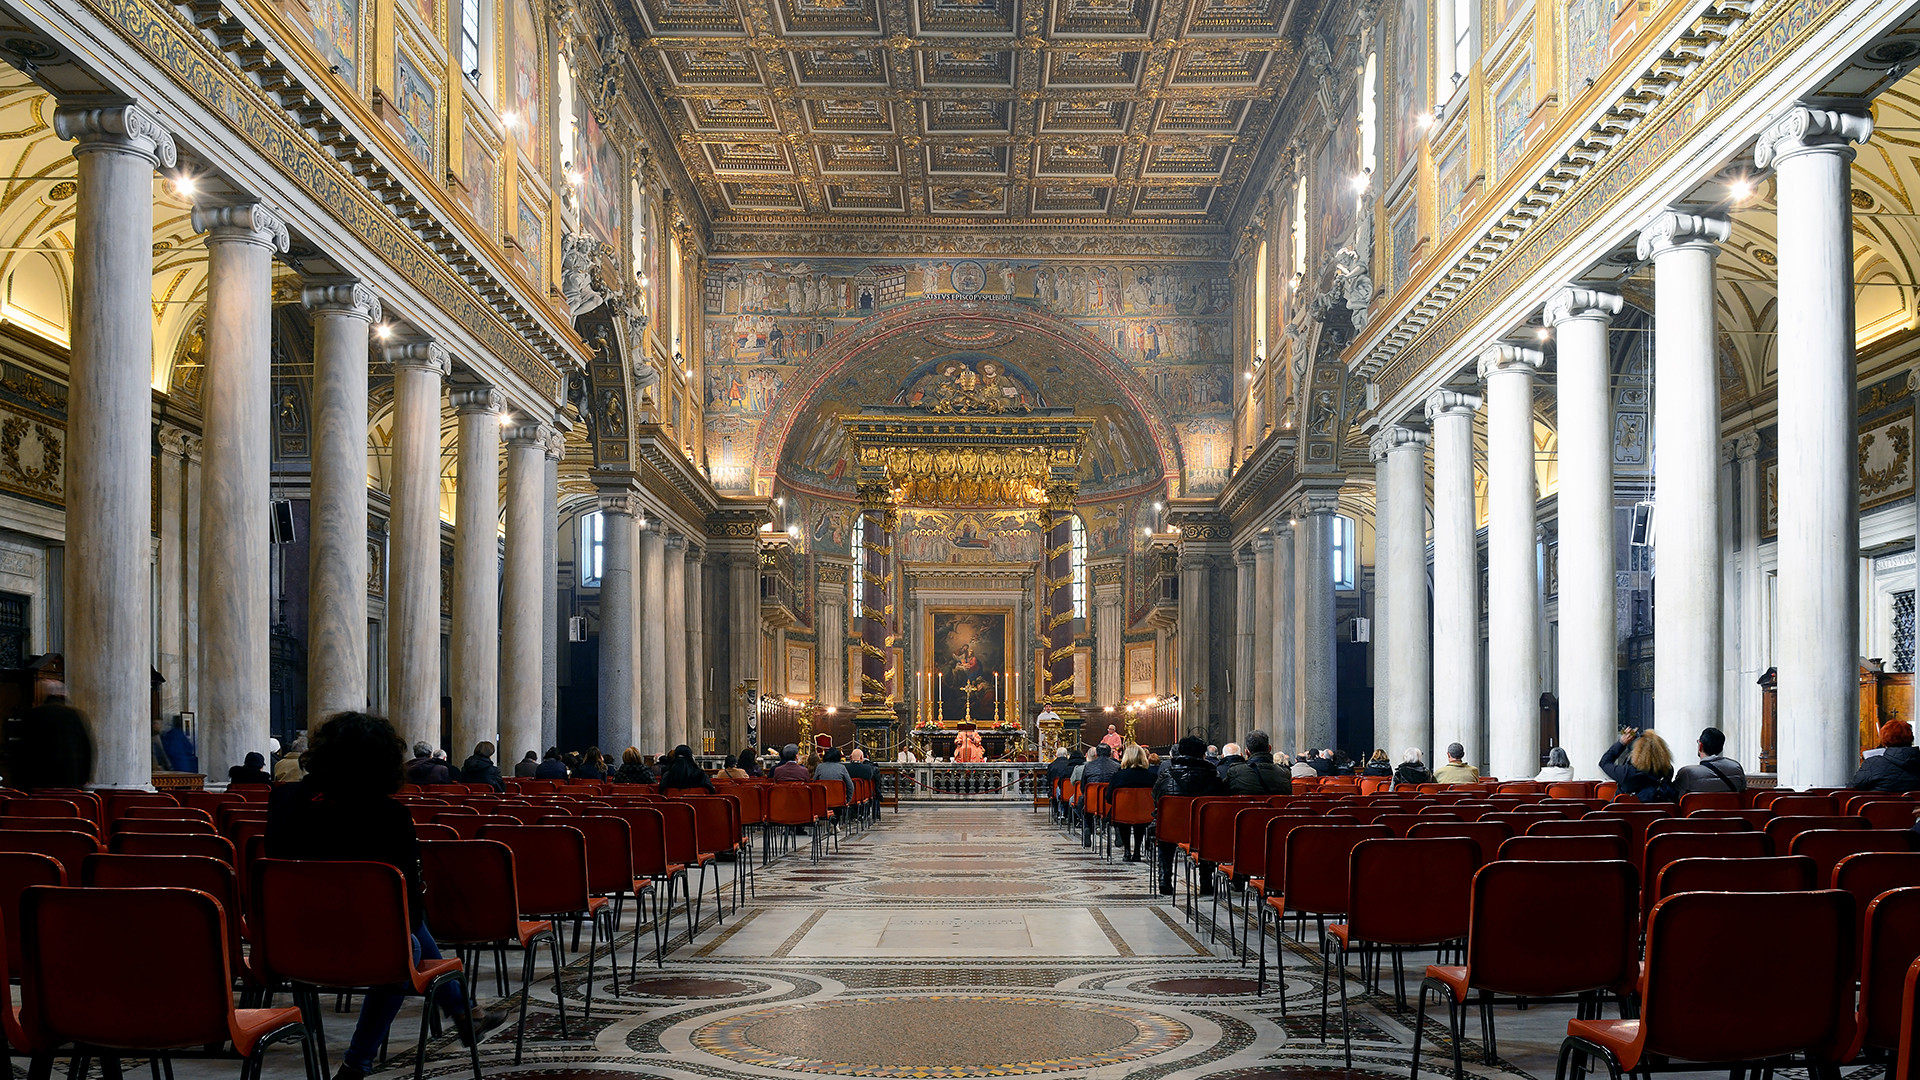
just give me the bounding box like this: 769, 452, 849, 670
4, 0, 1920, 1067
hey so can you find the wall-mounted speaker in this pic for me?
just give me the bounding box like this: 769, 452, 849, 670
270, 500, 296, 544
1629, 501, 1654, 548
568, 615, 587, 642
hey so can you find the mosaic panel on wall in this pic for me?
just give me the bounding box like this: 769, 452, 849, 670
394, 49, 435, 169
1315, 109, 1359, 262
1391, 0, 1426, 176
1566, 0, 1610, 95
1492, 57, 1534, 180
577, 106, 622, 248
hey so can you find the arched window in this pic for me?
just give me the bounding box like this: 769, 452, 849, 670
1331, 514, 1356, 589
579, 510, 605, 587
1070, 515, 1088, 620
460, 0, 484, 87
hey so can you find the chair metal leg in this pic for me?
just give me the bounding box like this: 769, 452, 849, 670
1337, 940, 1353, 1069
549, 932, 571, 1038
515, 940, 535, 1064
582, 907, 600, 1021
1411, 981, 1430, 1080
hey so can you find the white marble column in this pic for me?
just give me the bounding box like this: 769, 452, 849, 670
685, 548, 706, 747
53, 104, 175, 787
385, 343, 447, 749
1234, 546, 1256, 743
156, 428, 195, 726
1758, 106, 1873, 788
191, 203, 287, 779
596, 485, 638, 753
301, 282, 379, 726
1427, 390, 1481, 768
1296, 494, 1339, 752
1637, 210, 1731, 745
450, 387, 501, 760
1547, 287, 1624, 779
638, 518, 668, 755
1272, 519, 1296, 750
541, 427, 565, 751
1480, 345, 1544, 779
727, 549, 761, 753
1178, 549, 1212, 737
1374, 424, 1432, 766
1733, 433, 1763, 771
500, 422, 549, 764
1252, 534, 1275, 737
1095, 576, 1123, 706
664, 533, 689, 751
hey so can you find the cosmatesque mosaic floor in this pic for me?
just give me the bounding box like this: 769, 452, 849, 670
212, 805, 1654, 1080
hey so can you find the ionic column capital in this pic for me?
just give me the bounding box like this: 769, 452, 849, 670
1735, 431, 1761, 461
637, 514, 661, 535
1635, 210, 1730, 260
665, 531, 688, 552
1297, 491, 1343, 518
52, 103, 176, 168
158, 424, 195, 459
1235, 546, 1255, 568
505, 421, 557, 449
450, 385, 502, 415
597, 490, 641, 517
1253, 532, 1275, 554
1369, 424, 1431, 462
302, 282, 382, 323
1424, 389, 1482, 422
1754, 105, 1872, 169
1477, 344, 1544, 381
387, 340, 450, 377
192, 202, 290, 253
542, 424, 568, 460
1543, 286, 1623, 327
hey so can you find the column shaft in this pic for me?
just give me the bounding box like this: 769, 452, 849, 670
664, 534, 688, 751
55, 105, 175, 787
596, 489, 638, 753
1427, 392, 1481, 768
1234, 547, 1256, 744
451, 389, 500, 761
685, 552, 706, 748
1178, 550, 1211, 737
1375, 427, 1432, 766
1760, 108, 1872, 788
300, 283, 379, 727
500, 425, 548, 764
728, 550, 760, 752
1272, 520, 1296, 750
1637, 211, 1731, 744
1252, 536, 1274, 738
542, 430, 563, 751
1481, 346, 1543, 779
1296, 500, 1338, 751
638, 521, 667, 755
1548, 289, 1624, 778
386, 346, 447, 749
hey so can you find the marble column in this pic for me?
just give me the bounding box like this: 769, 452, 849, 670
1178, 548, 1211, 738
1758, 106, 1873, 788
664, 533, 689, 751
541, 427, 565, 751
1733, 432, 1764, 772
1272, 519, 1296, 750
638, 518, 668, 755
1637, 210, 1730, 744
1480, 345, 1544, 780
53, 104, 175, 787
156, 428, 195, 725
1547, 287, 1624, 779
450, 387, 501, 761
1374, 424, 1432, 766
385, 343, 448, 750
192, 203, 288, 780
685, 548, 706, 748
595, 484, 639, 753
300, 282, 379, 726
728, 549, 761, 752
1095, 576, 1123, 706
1234, 545, 1256, 744
1252, 534, 1275, 738
1427, 390, 1481, 768
1296, 494, 1339, 752
500, 422, 549, 764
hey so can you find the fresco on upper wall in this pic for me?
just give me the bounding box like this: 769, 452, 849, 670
1493, 58, 1535, 181
1566, 0, 1609, 95
1392, 0, 1426, 175
576, 107, 622, 248
510, 0, 542, 169
700, 255, 1233, 496
287, 0, 357, 87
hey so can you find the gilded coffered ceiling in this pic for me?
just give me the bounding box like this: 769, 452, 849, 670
618, 0, 1309, 252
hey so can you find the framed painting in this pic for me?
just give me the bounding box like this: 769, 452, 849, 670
927, 608, 1011, 722
1074, 647, 1091, 703
786, 641, 813, 699
1125, 642, 1155, 698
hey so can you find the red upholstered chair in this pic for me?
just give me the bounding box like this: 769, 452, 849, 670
0, 851, 60, 980
1497, 835, 1629, 862
1155, 795, 1199, 909
2, 799, 80, 818
1379, 814, 1437, 837
1216, 808, 1292, 960
1791, 829, 1915, 887
1644, 816, 1754, 839
419, 839, 562, 1063
1194, 800, 1248, 944
112, 818, 215, 837
1867, 802, 1920, 830
657, 801, 720, 931
80, 854, 256, 994
1553, 891, 1853, 1080
413, 823, 460, 842
1769, 794, 1841, 816
1407, 821, 1512, 866
1327, 838, 1477, 1066
436, 814, 520, 840
542, 814, 657, 949
1766, 815, 1867, 854
1837, 852, 1920, 942
1677, 791, 1743, 814
1527, 818, 1630, 840
0, 830, 100, 878
766, 785, 825, 864
1257, 824, 1390, 1000
109, 831, 238, 865
674, 797, 740, 919
252, 860, 480, 1080
1650, 856, 1818, 909
479, 825, 618, 1011
1843, 887, 1920, 1064
1109, 788, 1156, 876
121, 806, 213, 824
0, 817, 96, 839
19, 886, 315, 1080
1640, 832, 1772, 918
1415, 859, 1638, 1080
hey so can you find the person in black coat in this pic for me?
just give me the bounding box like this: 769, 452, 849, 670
458, 741, 504, 791
658, 744, 715, 793
1600, 728, 1678, 802
228, 751, 274, 786
1854, 720, 1920, 792
1152, 736, 1226, 896
534, 747, 569, 779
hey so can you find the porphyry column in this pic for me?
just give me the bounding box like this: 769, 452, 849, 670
192, 203, 287, 781
385, 342, 448, 749
1480, 344, 1544, 780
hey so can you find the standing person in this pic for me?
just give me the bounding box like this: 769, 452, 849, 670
1674, 728, 1747, 794
1600, 728, 1678, 802
953, 728, 985, 763
459, 741, 504, 791
659, 744, 716, 793
1099, 725, 1124, 752
163, 717, 201, 776
1108, 744, 1154, 861
12, 684, 94, 790
513, 751, 541, 778
1152, 736, 1225, 897
266, 711, 502, 1079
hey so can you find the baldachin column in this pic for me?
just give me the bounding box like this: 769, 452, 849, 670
192, 203, 287, 779
54, 104, 175, 787
1637, 210, 1730, 745
385, 342, 447, 750
500, 422, 550, 765
1759, 106, 1872, 788
1427, 390, 1481, 769
1546, 286, 1624, 779
1480, 344, 1543, 780
1374, 424, 1432, 766
301, 282, 378, 727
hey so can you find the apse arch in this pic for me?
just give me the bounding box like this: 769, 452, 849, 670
751, 299, 1185, 497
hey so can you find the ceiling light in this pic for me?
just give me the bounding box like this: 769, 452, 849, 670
172, 175, 196, 197
1535, 326, 1551, 341
1728, 178, 1752, 202
374, 323, 393, 340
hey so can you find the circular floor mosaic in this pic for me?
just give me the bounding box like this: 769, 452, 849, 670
691, 994, 1191, 1076
622, 977, 765, 999
1138, 977, 1264, 996
855, 879, 1072, 899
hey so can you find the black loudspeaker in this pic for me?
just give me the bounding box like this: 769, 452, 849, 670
1629, 501, 1654, 548
271, 499, 296, 544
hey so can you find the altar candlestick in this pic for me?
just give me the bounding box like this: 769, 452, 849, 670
936, 672, 942, 722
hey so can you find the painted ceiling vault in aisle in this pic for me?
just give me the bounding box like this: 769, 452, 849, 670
620, 0, 1304, 246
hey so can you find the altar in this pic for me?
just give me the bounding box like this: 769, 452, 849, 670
917, 728, 1027, 760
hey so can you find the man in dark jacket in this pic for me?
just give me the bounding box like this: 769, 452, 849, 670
1309, 748, 1339, 775
513, 751, 540, 777
847, 747, 881, 821
404, 743, 452, 786
460, 741, 505, 791
1855, 720, 1920, 792
1045, 747, 1075, 820
772, 743, 811, 782
1153, 736, 1226, 896
1079, 743, 1120, 848
534, 747, 569, 779
1214, 743, 1246, 782
1222, 731, 1291, 796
